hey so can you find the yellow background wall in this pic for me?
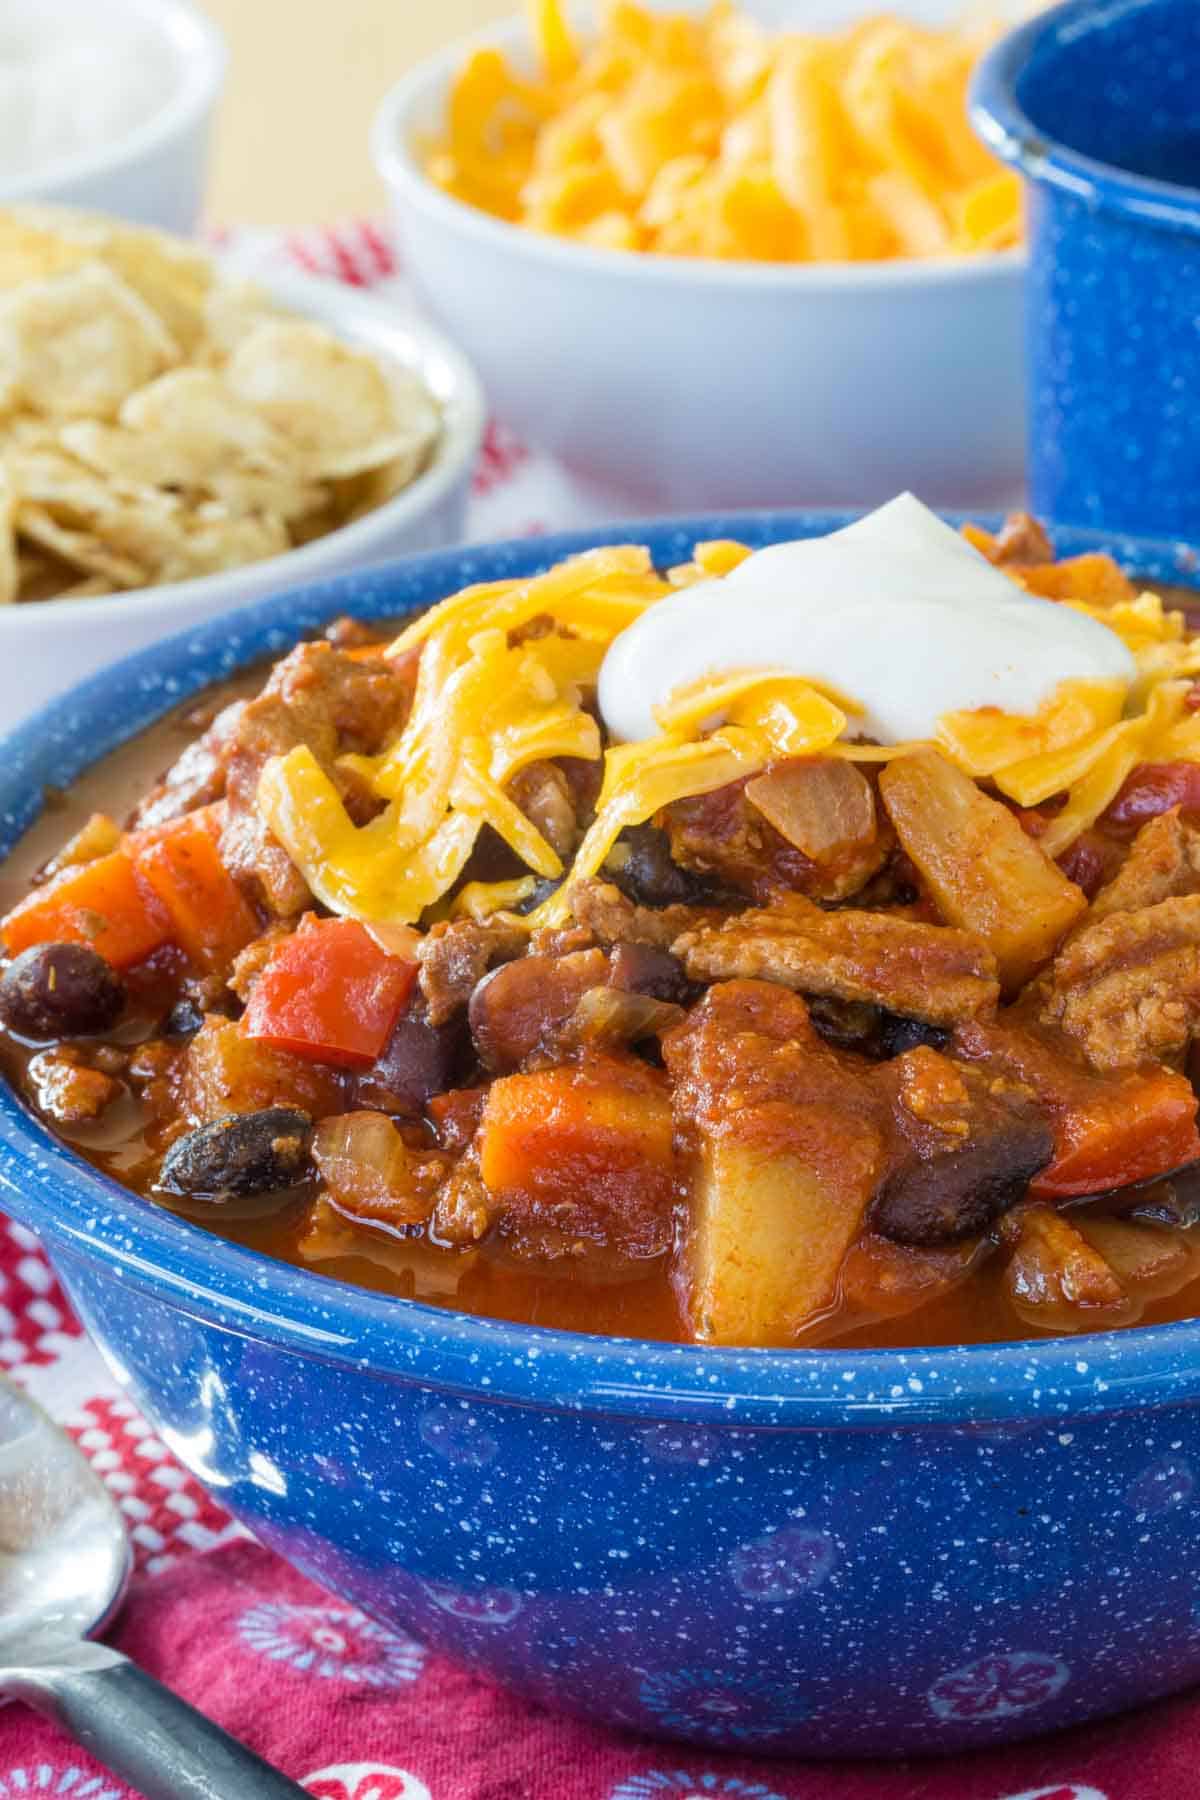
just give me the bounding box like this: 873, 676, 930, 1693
201, 0, 513, 224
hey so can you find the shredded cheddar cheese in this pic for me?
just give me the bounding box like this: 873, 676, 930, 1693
423, 0, 1021, 264
256, 534, 1200, 933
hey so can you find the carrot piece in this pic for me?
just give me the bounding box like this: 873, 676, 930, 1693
123, 801, 224, 858
1031, 1069, 1200, 1199
131, 811, 258, 975
478, 1056, 676, 1256
481, 1059, 672, 1190
242, 918, 418, 1069
0, 851, 170, 970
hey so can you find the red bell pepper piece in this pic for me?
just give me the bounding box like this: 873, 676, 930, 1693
242, 917, 418, 1069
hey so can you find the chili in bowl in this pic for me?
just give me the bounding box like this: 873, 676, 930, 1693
3, 508, 1200, 1755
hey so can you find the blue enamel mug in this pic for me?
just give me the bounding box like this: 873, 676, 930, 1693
972, 0, 1200, 545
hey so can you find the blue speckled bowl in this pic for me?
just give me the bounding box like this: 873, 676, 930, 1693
971, 0, 1200, 544
4, 515, 1200, 1758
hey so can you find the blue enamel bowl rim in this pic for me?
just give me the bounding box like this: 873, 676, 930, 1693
5, 508, 1200, 1432
970, 0, 1200, 234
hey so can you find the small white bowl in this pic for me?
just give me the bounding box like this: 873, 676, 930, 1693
0, 265, 487, 725
0, 0, 226, 235
372, 7, 1026, 514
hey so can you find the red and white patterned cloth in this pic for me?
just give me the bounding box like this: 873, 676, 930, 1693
2, 223, 1194, 1799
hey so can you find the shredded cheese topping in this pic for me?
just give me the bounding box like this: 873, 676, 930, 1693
424, 0, 1020, 263
257, 539, 1200, 931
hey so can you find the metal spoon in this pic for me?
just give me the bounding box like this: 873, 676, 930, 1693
0, 1372, 310, 1799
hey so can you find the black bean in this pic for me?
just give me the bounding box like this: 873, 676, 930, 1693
0, 943, 125, 1041
164, 999, 205, 1040
808, 996, 948, 1062
515, 877, 562, 915
611, 825, 713, 908
876, 1015, 950, 1059
1102, 1160, 1200, 1228
356, 1000, 464, 1113
873, 1118, 1054, 1246
157, 1108, 313, 1203
807, 996, 886, 1056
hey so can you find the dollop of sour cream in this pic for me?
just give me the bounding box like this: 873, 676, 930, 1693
598, 494, 1137, 745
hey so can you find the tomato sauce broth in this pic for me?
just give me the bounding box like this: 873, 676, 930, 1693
4, 580, 1200, 1352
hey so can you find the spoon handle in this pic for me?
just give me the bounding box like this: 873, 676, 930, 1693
1, 1640, 311, 1799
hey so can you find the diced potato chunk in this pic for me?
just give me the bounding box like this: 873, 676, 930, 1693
687, 1100, 881, 1347
173, 1017, 345, 1127
879, 748, 1086, 989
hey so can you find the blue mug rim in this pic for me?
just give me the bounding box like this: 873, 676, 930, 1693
4, 508, 1200, 1431
970, 0, 1200, 235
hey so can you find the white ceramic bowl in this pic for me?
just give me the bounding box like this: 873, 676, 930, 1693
372, 5, 1027, 514
0, 0, 226, 235
0, 265, 486, 726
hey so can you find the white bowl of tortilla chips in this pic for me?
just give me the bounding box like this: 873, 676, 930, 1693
0, 209, 486, 723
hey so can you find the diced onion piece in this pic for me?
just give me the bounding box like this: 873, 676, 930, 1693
1073, 1215, 1195, 1302
1003, 1205, 1130, 1331
312, 1111, 439, 1226
745, 757, 874, 863
561, 985, 684, 1050
362, 921, 424, 960
44, 811, 121, 877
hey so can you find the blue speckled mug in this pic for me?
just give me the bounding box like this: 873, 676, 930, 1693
5, 517, 1200, 1758
971, 0, 1200, 543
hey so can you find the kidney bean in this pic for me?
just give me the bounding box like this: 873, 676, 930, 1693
873, 1117, 1054, 1246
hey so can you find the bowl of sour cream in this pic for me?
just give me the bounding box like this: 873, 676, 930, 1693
0, 0, 226, 233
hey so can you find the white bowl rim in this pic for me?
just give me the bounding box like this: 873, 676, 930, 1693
372, 11, 1026, 294
0, 0, 228, 205
0, 260, 488, 630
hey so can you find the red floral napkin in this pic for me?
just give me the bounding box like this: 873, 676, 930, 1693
2, 223, 1193, 1800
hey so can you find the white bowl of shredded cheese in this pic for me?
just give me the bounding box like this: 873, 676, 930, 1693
373, 0, 1029, 513
0, 0, 226, 233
